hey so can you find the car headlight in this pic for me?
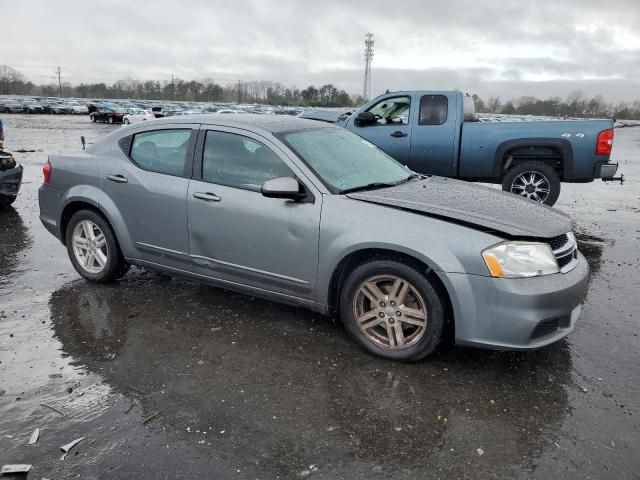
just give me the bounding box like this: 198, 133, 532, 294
482, 242, 559, 278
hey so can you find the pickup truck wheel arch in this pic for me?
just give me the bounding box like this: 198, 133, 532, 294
493, 138, 574, 181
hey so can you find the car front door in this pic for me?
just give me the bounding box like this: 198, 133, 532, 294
187, 127, 321, 300
408, 93, 457, 176
344, 95, 412, 165
101, 124, 198, 268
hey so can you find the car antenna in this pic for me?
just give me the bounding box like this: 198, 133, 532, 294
80, 136, 86, 150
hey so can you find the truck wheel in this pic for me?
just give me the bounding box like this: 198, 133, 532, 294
339, 259, 445, 361
65, 209, 128, 283
502, 160, 561, 206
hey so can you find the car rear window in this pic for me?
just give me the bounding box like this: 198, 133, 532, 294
130, 129, 191, 177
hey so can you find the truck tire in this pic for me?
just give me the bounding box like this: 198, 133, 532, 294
339, 259, 445, 361
502, 160, 561, 206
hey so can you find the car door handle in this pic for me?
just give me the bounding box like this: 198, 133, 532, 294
390, 131, 408, 138
106, 174, 128, 183
193, 192, 221, 202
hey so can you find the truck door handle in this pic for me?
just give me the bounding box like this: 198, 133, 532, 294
193, 191, 221, 202
106, 174, 128, 183
390, 131, 408, 138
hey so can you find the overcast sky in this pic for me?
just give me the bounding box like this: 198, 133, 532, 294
4, 0, 640, 102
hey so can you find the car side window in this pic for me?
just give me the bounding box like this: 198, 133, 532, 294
202, 131, 294, 191
367, 96, 411, 125
130, 129, 192, 177
419, 95, 448, 125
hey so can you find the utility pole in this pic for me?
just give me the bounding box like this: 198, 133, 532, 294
54, 66, 62, 97
363, 33, 374, 101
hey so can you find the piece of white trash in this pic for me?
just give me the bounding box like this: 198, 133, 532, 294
60, 436, 85, 453
1, 464, 33, 474
28, 428, 40, 445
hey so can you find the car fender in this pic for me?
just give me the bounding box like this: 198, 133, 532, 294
59, 184, 136, 256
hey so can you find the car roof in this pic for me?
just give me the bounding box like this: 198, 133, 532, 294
147, 113, 335, 134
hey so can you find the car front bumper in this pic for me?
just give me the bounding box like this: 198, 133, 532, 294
443, 252, 589, 350
0, 164, 23, 198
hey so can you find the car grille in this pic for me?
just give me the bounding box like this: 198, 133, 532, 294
531, 318, 560, 339
548, 232, 578, 273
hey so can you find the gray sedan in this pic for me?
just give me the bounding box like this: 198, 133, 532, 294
39, 115, 589, 361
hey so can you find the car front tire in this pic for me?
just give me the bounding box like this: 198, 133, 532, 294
0, 195, 17, 208
65, 209, 128, 283
339, 259, 445, 361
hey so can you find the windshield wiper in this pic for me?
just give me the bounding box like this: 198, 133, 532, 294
339, 174, 420, 194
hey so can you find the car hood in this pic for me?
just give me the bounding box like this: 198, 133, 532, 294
346, 176, 571, 238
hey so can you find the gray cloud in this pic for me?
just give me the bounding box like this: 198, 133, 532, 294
4, 0, 640, 101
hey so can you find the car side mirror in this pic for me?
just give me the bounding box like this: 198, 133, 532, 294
355, 111, 376, 126
261, 177, 304, 200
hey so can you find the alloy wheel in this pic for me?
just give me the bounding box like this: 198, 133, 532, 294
353, 274, 428, 349
72, 220, 108, 274
510, 171, 551, 203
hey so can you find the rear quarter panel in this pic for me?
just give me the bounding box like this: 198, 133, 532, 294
459, 119, 613, 181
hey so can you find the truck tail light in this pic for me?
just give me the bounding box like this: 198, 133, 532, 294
43, 159, 52, 184
596, 128, 614, 156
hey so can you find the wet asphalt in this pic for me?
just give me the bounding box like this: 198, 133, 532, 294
0, 115, 639, 479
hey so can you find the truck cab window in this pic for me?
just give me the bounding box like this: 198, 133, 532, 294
367, 96, 410, 125
419, 95, 448, 125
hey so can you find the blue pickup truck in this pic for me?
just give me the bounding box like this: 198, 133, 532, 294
341, 91, 621, 205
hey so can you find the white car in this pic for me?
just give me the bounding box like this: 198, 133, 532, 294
123, 109, 156, 124
67, 102, 89, 114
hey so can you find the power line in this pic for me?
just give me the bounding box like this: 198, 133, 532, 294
363, 33, 374, 101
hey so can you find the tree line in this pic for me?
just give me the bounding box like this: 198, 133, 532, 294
0, 65, 362, 107
472, 91, 640, 120
2, 64, 640, 118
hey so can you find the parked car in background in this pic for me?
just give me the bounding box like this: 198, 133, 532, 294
342, 91, 621, 205
2, 100, 24, 113
90, 105, 126, 124
67, 101, 89, 114
0, 150, 23, 207
22, 100, 45, 114
123, 108, 156, 124
39, 115, 588, 361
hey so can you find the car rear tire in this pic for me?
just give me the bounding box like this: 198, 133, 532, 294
108, 116, 114, 124
124, 118, 129, 124
91, 115, 96, 123
65, 209, 128, 283
339, 259, 445, 361
502, 160, 561, 206
0, 195, 17, 208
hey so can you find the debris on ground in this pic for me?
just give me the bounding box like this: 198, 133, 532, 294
28, 428, 39, 445
1, 464, 32, 474
477, 448, 484, 456
60, 436, 85, 453
142, 410, 161, 424
40, 403, 65, 416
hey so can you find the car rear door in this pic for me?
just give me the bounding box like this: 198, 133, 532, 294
101, 123, 198, 268
408, 93, 458, 176
187, 126, 321, 300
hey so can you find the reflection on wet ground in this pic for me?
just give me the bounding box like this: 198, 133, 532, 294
1, 115, 639, 478
49, 272, 572, 478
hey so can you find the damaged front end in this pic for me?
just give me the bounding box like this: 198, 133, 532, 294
0, 150, 23, 207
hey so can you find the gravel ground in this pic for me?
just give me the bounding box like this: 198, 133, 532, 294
1, 114, 639, 479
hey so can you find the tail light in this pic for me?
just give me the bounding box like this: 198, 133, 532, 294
596, 128, 614, 156
43, 159, 52, 184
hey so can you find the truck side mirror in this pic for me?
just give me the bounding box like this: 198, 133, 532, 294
355, 111, 376, 126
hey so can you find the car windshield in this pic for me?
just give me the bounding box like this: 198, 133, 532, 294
279, 128, 413, 193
